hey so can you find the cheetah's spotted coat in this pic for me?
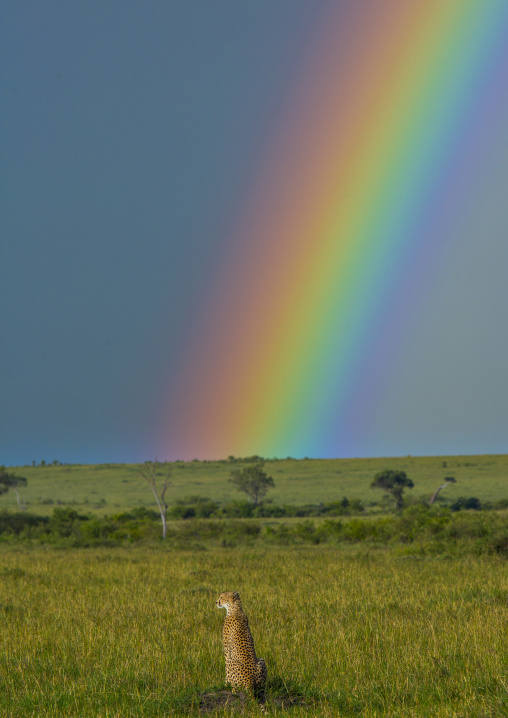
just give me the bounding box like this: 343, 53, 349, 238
216, 591, 267, 694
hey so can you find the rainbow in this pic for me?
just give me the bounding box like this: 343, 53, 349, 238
160, 0, 508, 460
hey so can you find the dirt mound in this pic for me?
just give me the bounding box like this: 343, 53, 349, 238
198, 687, 310, 713
199, 690, 247, 713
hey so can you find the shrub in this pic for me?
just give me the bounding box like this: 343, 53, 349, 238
343, 518, 375, 542
195, 500, 220, 518
113, 507, 160, 522
252, 504, 286, 518
169, 496, 219, 519
0, 510, 49, 536
450, 497, 482, 511
317, 519, 343, 540
349, 499, 365, 514
222, 500, 254, 518
169, 505, 196, 519
490, 529, 508, 557
450, 512, 493, 538
322, 499, 350, 516
293, 520, 320, 543
49, 507, 89, 538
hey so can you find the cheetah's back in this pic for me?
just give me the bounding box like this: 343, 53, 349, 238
217, 592, 267, 694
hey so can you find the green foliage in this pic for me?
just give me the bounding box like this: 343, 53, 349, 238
0, 510, 48, 537
451, 496, 482, 511
49, 507, 89, 538
0, 467, 10, 495
172, 495, 220, 519
115, 506, 160, 521
492, 497, 508, 509
252, 503, 286, 518
2, 504, 507, 556
371, 469, 414, 509
0, 466, 27, 494
222, 500, 255, 518
229, 462, 275, 506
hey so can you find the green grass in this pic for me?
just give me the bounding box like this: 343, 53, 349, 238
0, 546, 507, 716
2, 456, 506, 715
4, 453, 508, 516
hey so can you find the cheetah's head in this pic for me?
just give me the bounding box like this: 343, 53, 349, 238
216, 591, 241, 614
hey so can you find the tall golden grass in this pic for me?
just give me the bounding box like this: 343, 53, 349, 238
1, 547, 506, 716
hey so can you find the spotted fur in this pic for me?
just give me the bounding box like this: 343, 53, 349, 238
216, 591, 267, 694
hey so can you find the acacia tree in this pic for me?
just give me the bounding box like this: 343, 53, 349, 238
430, 476, 457, 505
0, 466, 27, 510
370, 469, 414, 510
229, 462, 275, 506
137, 461, 172, 539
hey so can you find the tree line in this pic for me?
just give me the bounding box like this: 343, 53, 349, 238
1, 461, 500, 543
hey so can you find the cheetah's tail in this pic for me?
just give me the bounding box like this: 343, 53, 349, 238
255, 658, 267, 685
254, 658, 267, 708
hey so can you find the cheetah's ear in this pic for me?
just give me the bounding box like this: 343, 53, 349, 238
232, 591, 240, 602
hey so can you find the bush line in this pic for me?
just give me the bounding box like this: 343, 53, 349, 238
0, 504, 507, 556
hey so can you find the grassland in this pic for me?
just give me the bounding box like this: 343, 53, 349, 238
4, 453, 508, 516
1, 455, 507, 715
1, 547, 506, 717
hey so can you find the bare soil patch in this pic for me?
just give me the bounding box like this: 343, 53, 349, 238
198, 687, 311, 713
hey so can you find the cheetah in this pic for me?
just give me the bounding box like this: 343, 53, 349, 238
216, 591, 267, 696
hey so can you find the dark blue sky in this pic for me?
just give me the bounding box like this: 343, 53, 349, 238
1, 1, 323, 464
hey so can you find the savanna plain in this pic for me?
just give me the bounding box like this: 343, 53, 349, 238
1, 455, 507, 716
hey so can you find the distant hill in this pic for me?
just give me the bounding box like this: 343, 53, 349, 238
2, 454, 506, 516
